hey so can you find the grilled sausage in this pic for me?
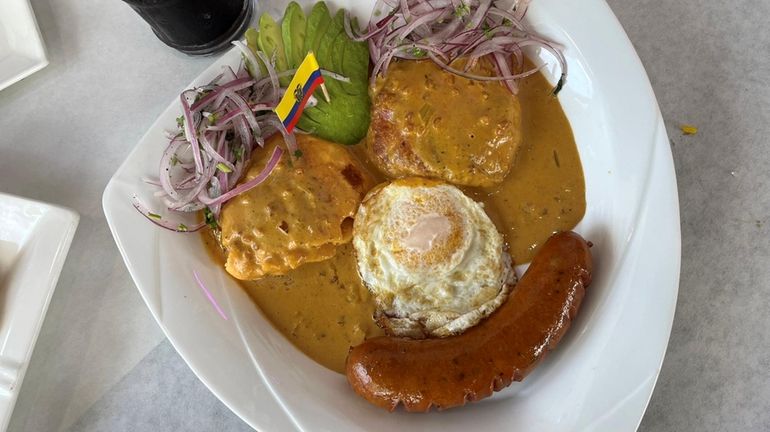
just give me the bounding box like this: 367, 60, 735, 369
345, 231, 592, 412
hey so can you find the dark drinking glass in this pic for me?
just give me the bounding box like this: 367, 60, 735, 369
123, 0, 254, 56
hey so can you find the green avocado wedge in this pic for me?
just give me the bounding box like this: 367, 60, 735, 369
249, 4, 371, 145
304, 2, 332, 55
282, 2, 307, 70
244, 28, 268, 78
296, 9, 370, 145
314, 10, 346, 93
257, 14, 290, 86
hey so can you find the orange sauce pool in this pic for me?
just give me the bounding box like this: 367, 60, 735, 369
203, 68, 585, 373
469, 69, 586, 264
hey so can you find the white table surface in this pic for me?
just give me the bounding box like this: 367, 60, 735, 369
0, 0, 768, 431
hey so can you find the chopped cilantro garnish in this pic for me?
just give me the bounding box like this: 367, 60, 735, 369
148, 212, 162, 220
176, 115, 184, 128
204, 207, 219, 231
216, 162, 233, 173
177, 223, 188, 232
409, 47, 427, 58
208, 112, 219, 125
233, 145, 244, 162
482, 23, 493, 39
194, 90, 210, 103
454, 2, 470, 18
170, 155, 179, 166
418, 104, 434, 122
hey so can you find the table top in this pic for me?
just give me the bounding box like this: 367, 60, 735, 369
1, 0, 768, 431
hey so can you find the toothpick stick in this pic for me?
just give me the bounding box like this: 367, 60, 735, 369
320, 82, 331, 103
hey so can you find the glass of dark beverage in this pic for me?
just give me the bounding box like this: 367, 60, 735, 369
123, 0, 254, 56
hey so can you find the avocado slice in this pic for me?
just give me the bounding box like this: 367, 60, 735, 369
244, 28, 268, 78
343, 38, 369, 82
296, 9, 372, 145
282, 2, 307, 70
338, 40, 368, 96
315, 10, 346, 95
330, 30, 347, 74
330, 33, 363, 98
305, 2, 332, 55
258, 13, 290, 86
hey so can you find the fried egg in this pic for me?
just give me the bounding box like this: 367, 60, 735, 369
352, 178, 515, 338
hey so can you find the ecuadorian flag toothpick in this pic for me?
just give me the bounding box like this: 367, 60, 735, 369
274, 52, 327, 133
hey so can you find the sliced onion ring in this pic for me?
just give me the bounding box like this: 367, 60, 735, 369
132, 195, 205, 233
198, 146, 283, 206
360, 0, 567, 94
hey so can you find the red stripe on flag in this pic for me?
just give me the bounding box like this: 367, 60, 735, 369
284, 76, 324, 134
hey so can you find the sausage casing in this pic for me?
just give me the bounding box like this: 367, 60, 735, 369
345, 231, 593, 412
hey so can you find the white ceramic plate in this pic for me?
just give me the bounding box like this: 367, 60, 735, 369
103, 0, 681, 430
0, 193, 78, 431
0, 0, 48, 91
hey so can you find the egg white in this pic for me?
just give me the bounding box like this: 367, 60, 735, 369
353, 178, 515, 338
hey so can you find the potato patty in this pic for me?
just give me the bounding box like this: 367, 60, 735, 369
220, 134, 373, 280
365, 59, 522, 187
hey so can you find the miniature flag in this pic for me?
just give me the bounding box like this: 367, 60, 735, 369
274, 52, 325, 133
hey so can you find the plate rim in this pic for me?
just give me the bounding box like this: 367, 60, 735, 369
0, 0, 49, 92
0, 192, 79, 432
